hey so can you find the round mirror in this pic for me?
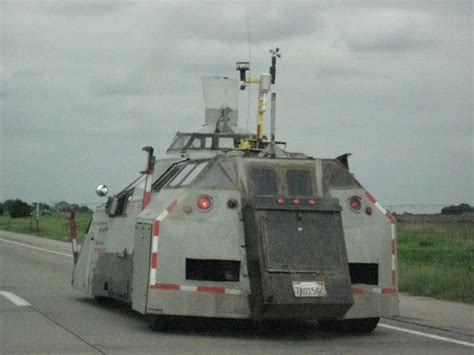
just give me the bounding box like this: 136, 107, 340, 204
96, 184, 108, 197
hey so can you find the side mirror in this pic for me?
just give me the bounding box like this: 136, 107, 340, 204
96, 184, 108, 197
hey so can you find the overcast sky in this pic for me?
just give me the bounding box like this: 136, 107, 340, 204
1, 1, 472, 212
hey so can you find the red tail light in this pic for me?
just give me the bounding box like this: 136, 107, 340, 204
308, 198, 317, 206
292, 198, 301, 205
349, 196, 361, 211
197, 196, 212, 210
277, 197, 285, 205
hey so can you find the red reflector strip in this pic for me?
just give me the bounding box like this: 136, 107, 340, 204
142, 191, 152, 209
153, 220, 160, 236
166, 198, 178, 213
382, 288, 397, 294
365, 191, 377, 204
352, 287, 364, 294
197, 286, 226, 294
385, 212, 396, 224
149, 283, 241, 295
150, 253, 158, 268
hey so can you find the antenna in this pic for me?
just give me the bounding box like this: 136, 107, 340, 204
269, 47, 281, 84
246, 12, 251, 130
269, 47, 281, 154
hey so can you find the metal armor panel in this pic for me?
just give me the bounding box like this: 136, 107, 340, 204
243, 197, 353, 320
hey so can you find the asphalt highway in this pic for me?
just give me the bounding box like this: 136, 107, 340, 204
1, 232, 473, 354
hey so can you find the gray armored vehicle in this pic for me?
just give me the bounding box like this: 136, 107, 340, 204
72, 50, 398, 333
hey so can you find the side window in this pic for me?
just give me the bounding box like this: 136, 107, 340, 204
152, 163, 185, 191
197, 161, 237, 189
249, 167, 277, 195
286, 170, 313, 196
322, 160, 362, 189
188, 136, 212, 149
168, 163, 197, 187
166, 162, 208, 188
168, 134, 191, 151
219, 137, 235, 149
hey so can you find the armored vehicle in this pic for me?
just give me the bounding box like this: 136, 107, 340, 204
72, 50, 398, 333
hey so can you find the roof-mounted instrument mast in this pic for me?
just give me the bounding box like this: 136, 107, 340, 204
236, 48, 281, 149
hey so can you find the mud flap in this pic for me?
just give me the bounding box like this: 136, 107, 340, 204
243, 197, 353, 320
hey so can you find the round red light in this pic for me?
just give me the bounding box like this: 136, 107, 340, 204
350, 197, 361, 210
197, 196, 211, 210
293, 198, 301, 205
277, 197, 285, 205
308, 198, 317, 206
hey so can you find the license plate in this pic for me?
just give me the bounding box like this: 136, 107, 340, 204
292, 281, 327, 297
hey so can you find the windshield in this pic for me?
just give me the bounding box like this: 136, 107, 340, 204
167, 133, 252, 152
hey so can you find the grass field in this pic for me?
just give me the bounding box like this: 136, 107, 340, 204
396, 214, 474, 304
1, 212, 473, 303
0, 213, 92, 243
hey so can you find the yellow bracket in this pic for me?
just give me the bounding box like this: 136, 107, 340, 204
245, 77, 260, 84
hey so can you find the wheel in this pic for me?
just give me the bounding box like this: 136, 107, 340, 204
319, 317, 379, 333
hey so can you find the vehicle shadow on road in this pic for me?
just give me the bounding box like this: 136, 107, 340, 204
76, 297, 374, 341
148, 316, 375, 341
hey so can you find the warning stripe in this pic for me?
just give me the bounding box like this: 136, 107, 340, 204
365, 191, 396, 225
390, 223, 397, 288
148, 197, 182, 286
365, 191, 398, 290
150, 283, 242, 295
352, 287, 398, 295
142, 170, 154, 210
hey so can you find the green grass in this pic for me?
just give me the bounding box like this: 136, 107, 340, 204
0, 212, 92, 243
397, 215, 474, 304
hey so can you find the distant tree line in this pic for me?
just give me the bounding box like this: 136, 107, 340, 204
441, 203, 474, 215
0, 199, 93, 218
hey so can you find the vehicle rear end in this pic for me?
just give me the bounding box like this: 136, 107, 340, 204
241, 158, 354, 320
139, 156, 397, 331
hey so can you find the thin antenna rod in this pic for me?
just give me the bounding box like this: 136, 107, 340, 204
246, 12, 251, 130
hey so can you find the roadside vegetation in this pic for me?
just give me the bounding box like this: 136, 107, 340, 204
0, 199, 93, 243
0, 212, 92, 243
396, 214, 474, 304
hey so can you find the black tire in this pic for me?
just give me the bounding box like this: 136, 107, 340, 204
319, 317, 379, 333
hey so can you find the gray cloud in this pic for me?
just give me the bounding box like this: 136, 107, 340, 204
334, 7, 439, 52
0, 1, 472, 212
161, 3, 322, 44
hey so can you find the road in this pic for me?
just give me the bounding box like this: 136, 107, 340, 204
1, 231, 473, 354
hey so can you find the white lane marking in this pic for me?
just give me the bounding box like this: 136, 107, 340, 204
0, 238, 72, 258
0, 291, 31, 306
379, 323, 474, 348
